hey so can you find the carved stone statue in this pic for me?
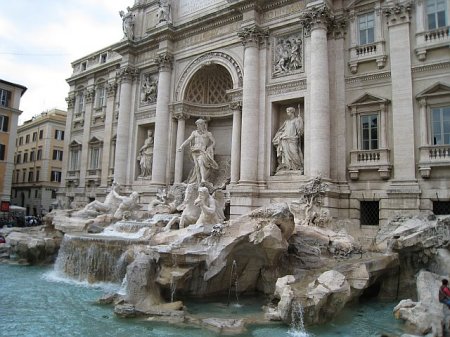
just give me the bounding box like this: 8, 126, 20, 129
272, 107, 304, 173
157, 0, 172, 25
274, 36, 303, 75
194, 187, 225, 226
141, 76, 158, 103
120, 7, 135, 40
138, 129, 154, 177
164, 183, 201, 231
73, 181, 123, 218
114, 191, 140, 220
178, 119, 219, 184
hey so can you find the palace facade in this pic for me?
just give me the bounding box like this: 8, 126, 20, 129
62, 0, 450, 240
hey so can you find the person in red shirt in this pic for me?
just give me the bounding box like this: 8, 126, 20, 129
439, 279, 450, 308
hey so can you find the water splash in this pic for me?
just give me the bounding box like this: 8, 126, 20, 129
288, 302, 313, 337
227, 260, 239, 306
170, 277, 177, 303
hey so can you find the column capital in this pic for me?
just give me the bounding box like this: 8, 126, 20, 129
229, 101, 242, 111
106, 81, 118, 98
155, 52, 173, 72
117, 66, 139, 83
382, 1, 414, 26
65, 94, 76, 110
237, 25, 269, 48
419, 97, 427, 107
85, 87, 95, 103
173, 112, 187, 120
299, 4, 334, 36
328, 14, 348, 39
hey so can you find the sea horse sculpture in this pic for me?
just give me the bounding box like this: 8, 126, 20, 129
164, 183, 200, 231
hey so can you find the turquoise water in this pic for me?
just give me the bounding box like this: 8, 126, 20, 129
0, 264, 406, 337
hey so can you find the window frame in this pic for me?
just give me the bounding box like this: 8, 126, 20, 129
430, 104, 450, 145
0, 143, 5, 160
426, 0, 448, 30
360, 113, 379, 150
0, 89, 11, 107
358, 12, 375, 45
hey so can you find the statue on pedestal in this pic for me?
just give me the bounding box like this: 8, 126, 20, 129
138, 129, 154, 177
157, 0, 172, 25
120, 7, 135, 40
178, 119, 218, 184
272, 107, 304, 173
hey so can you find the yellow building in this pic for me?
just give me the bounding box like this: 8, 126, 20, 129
0, 79, 27, 207
11, 109, 67, 216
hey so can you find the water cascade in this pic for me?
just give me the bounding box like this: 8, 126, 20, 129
288, 301, 311, 337
227, 259, 239, 306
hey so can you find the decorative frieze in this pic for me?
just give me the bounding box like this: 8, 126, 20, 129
229, 101, 242, 111
412, 61, 450, 73
237, 25, 269, 48
345, 71, 391, 84
170, 102, 232, 119
135, 109, 156, 120
266, 79, 306, 96
382, 1, 413, 26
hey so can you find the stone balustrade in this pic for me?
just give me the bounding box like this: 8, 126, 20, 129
418, 145, 450, 178
415, 26, 450, 60
348, 148, 391, 180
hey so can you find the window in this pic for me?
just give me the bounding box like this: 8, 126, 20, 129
37, 149, 42, 160
19, 136, 23, 145
81, 62, 87, 71
23, 152, 28, 163
28, 171, 34, 182
39, 130, 44, 139
69, 149, 80, 170
100, 53, 107, 63
16, 153, 21, 164
25, 134, 30, 144
35, 189, 38, 198
51, 171, 62, 182
30, 151, 35, 162
359, 12, 375, 45
51, 190, 57, 199
0, 89, 11, 107
0, 115, 9, 132
53, 149, 63, 161
96, 86, 105, 108
55, 130, 64, 140
89, 148, 100, 169
36, 169, 40, 182
0, 144, 5, 160
15, 171, 19, 182
22, 170, 26, 182
77, 93, 85, 113
427, 0, 447, 30
431, 106, 450, 145
32, 132, 37, 142
361, 114, 379, 150
360, 201, 379, 226
433, 201, 450, 215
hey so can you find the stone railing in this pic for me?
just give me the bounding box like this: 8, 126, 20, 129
348, 148, 391, 180
415, 26, 450, 60
65, 170, 80, 186
418, 145, 450, 178
349, 40, 387, 73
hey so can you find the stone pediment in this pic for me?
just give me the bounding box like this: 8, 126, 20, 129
416, 82, 450, 99
88, 136, 103, 145
348, 93, 389, 108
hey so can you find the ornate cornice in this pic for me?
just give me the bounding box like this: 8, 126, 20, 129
117, 66, 139, 82
345, 71, 391, 84
266, 79, 306, 96
237, 25, 269, 48
229, 101, 242, 111
411, 60, 450, 73
155, 52, 173, 72
299, 4, 334, 36
382, 1, 413, 26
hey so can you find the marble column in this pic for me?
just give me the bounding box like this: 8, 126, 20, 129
79, 86, 95, 187
173, 113, 186, 184
114, 66, 137, 186
300, 4, 332, 178
237, 26, 266, 184
230, 101, 242, 184
100, 80, 117, 186
151, 53, 173, 186
60, 94, 75, 185
384, 3, 416, 182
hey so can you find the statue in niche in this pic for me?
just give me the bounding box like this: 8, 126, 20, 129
141, 76, 158, 103
194, 187, 225, 226
119, 7, 135, 40
137, 129, 154, 177
156, 0, 172, 25
273, 36, 303, 75
178, 119, 219, 184
114, 191, 141, 220
272, 107, 304, 173
73, 181, 123, 218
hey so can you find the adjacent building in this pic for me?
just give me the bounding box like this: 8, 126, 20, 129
11, 109, 67, 216
0, 79, 27, 208
62, 0, 450, 241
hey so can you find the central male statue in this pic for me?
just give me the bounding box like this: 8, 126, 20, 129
178, 118, 218, 184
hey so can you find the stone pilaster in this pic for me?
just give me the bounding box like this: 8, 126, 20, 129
151, 52, 173, 186
114, 66, 138, 186
300, 3, 333, 178
79, 86, 95, 187
237, 25, 267, 184
173, 112, 186, 184
100, 80, 117, 187
61, 94, 76, 186
383, 1, 416, 183
230, 101, 242, 184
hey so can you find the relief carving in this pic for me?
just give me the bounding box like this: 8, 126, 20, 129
273, 33, 303, 76
140, 74, 158, 104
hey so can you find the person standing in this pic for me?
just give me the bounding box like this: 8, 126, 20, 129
439, 279, 450, 308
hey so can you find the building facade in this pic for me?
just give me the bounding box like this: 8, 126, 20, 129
62, 0, 450, 240
0, 79, 27, 206
11, 109, 67, 216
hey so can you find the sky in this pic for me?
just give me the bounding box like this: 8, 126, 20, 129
0, 0, 133, 124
